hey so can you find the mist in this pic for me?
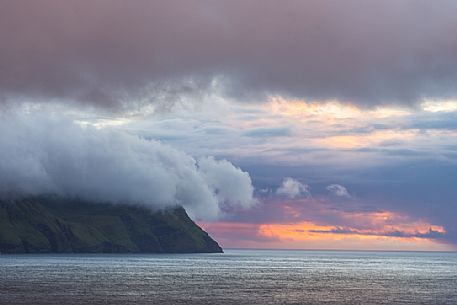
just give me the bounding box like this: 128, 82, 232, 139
0, 108, 256, 220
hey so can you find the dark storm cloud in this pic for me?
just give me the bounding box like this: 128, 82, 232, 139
2, 0, 457, 108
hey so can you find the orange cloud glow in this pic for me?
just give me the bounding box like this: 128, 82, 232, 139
269, 96, 411, 120
312, 130, 418, 149
199, 209, 454, 251
258, 221, 444, 243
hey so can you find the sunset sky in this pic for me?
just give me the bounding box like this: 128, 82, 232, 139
1, 0, 457, 251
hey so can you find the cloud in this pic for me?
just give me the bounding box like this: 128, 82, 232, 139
0, 108, 256, 220
200, 205, 453, 251
326, 184, 351, 198
276, 178, 310, 199
2, 0, 457, 108
198, 157, 257, 209
309, 227, 445, 239
243, 127, 291, 138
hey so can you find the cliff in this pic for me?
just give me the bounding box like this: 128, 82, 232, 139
0, 196, 222, 253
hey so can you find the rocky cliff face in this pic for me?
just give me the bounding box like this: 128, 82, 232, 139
0, 196, 222, 253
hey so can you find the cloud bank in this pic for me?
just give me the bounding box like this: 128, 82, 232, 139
0, 109, 256, 220
2, 0, 457, 108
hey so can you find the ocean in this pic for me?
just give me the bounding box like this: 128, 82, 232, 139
1, 249, 456, 305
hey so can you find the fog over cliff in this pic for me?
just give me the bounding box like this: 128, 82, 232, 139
0, 108, 256, 220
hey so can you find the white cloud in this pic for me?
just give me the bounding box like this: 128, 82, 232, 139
326, 184, 351, 198
276, 177, 310, 199
421, 99, 457, 113
198, 157, 257, 210
0, 109, 256, 220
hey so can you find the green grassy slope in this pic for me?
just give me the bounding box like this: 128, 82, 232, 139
0, 196, 222, 253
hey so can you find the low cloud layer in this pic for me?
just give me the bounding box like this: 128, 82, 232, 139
2, 0, 457, 108
0, 109, 256, 220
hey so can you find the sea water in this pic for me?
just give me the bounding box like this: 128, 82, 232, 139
1, 249, 456, 304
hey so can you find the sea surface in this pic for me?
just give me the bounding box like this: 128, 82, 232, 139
1, 249, 456, 305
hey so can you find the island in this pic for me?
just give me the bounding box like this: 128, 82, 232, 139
0, 196, 222, 254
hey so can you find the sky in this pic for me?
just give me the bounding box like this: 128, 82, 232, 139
1, 0, 457, 251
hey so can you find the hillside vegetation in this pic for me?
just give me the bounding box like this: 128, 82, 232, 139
0, 196, 222, 253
